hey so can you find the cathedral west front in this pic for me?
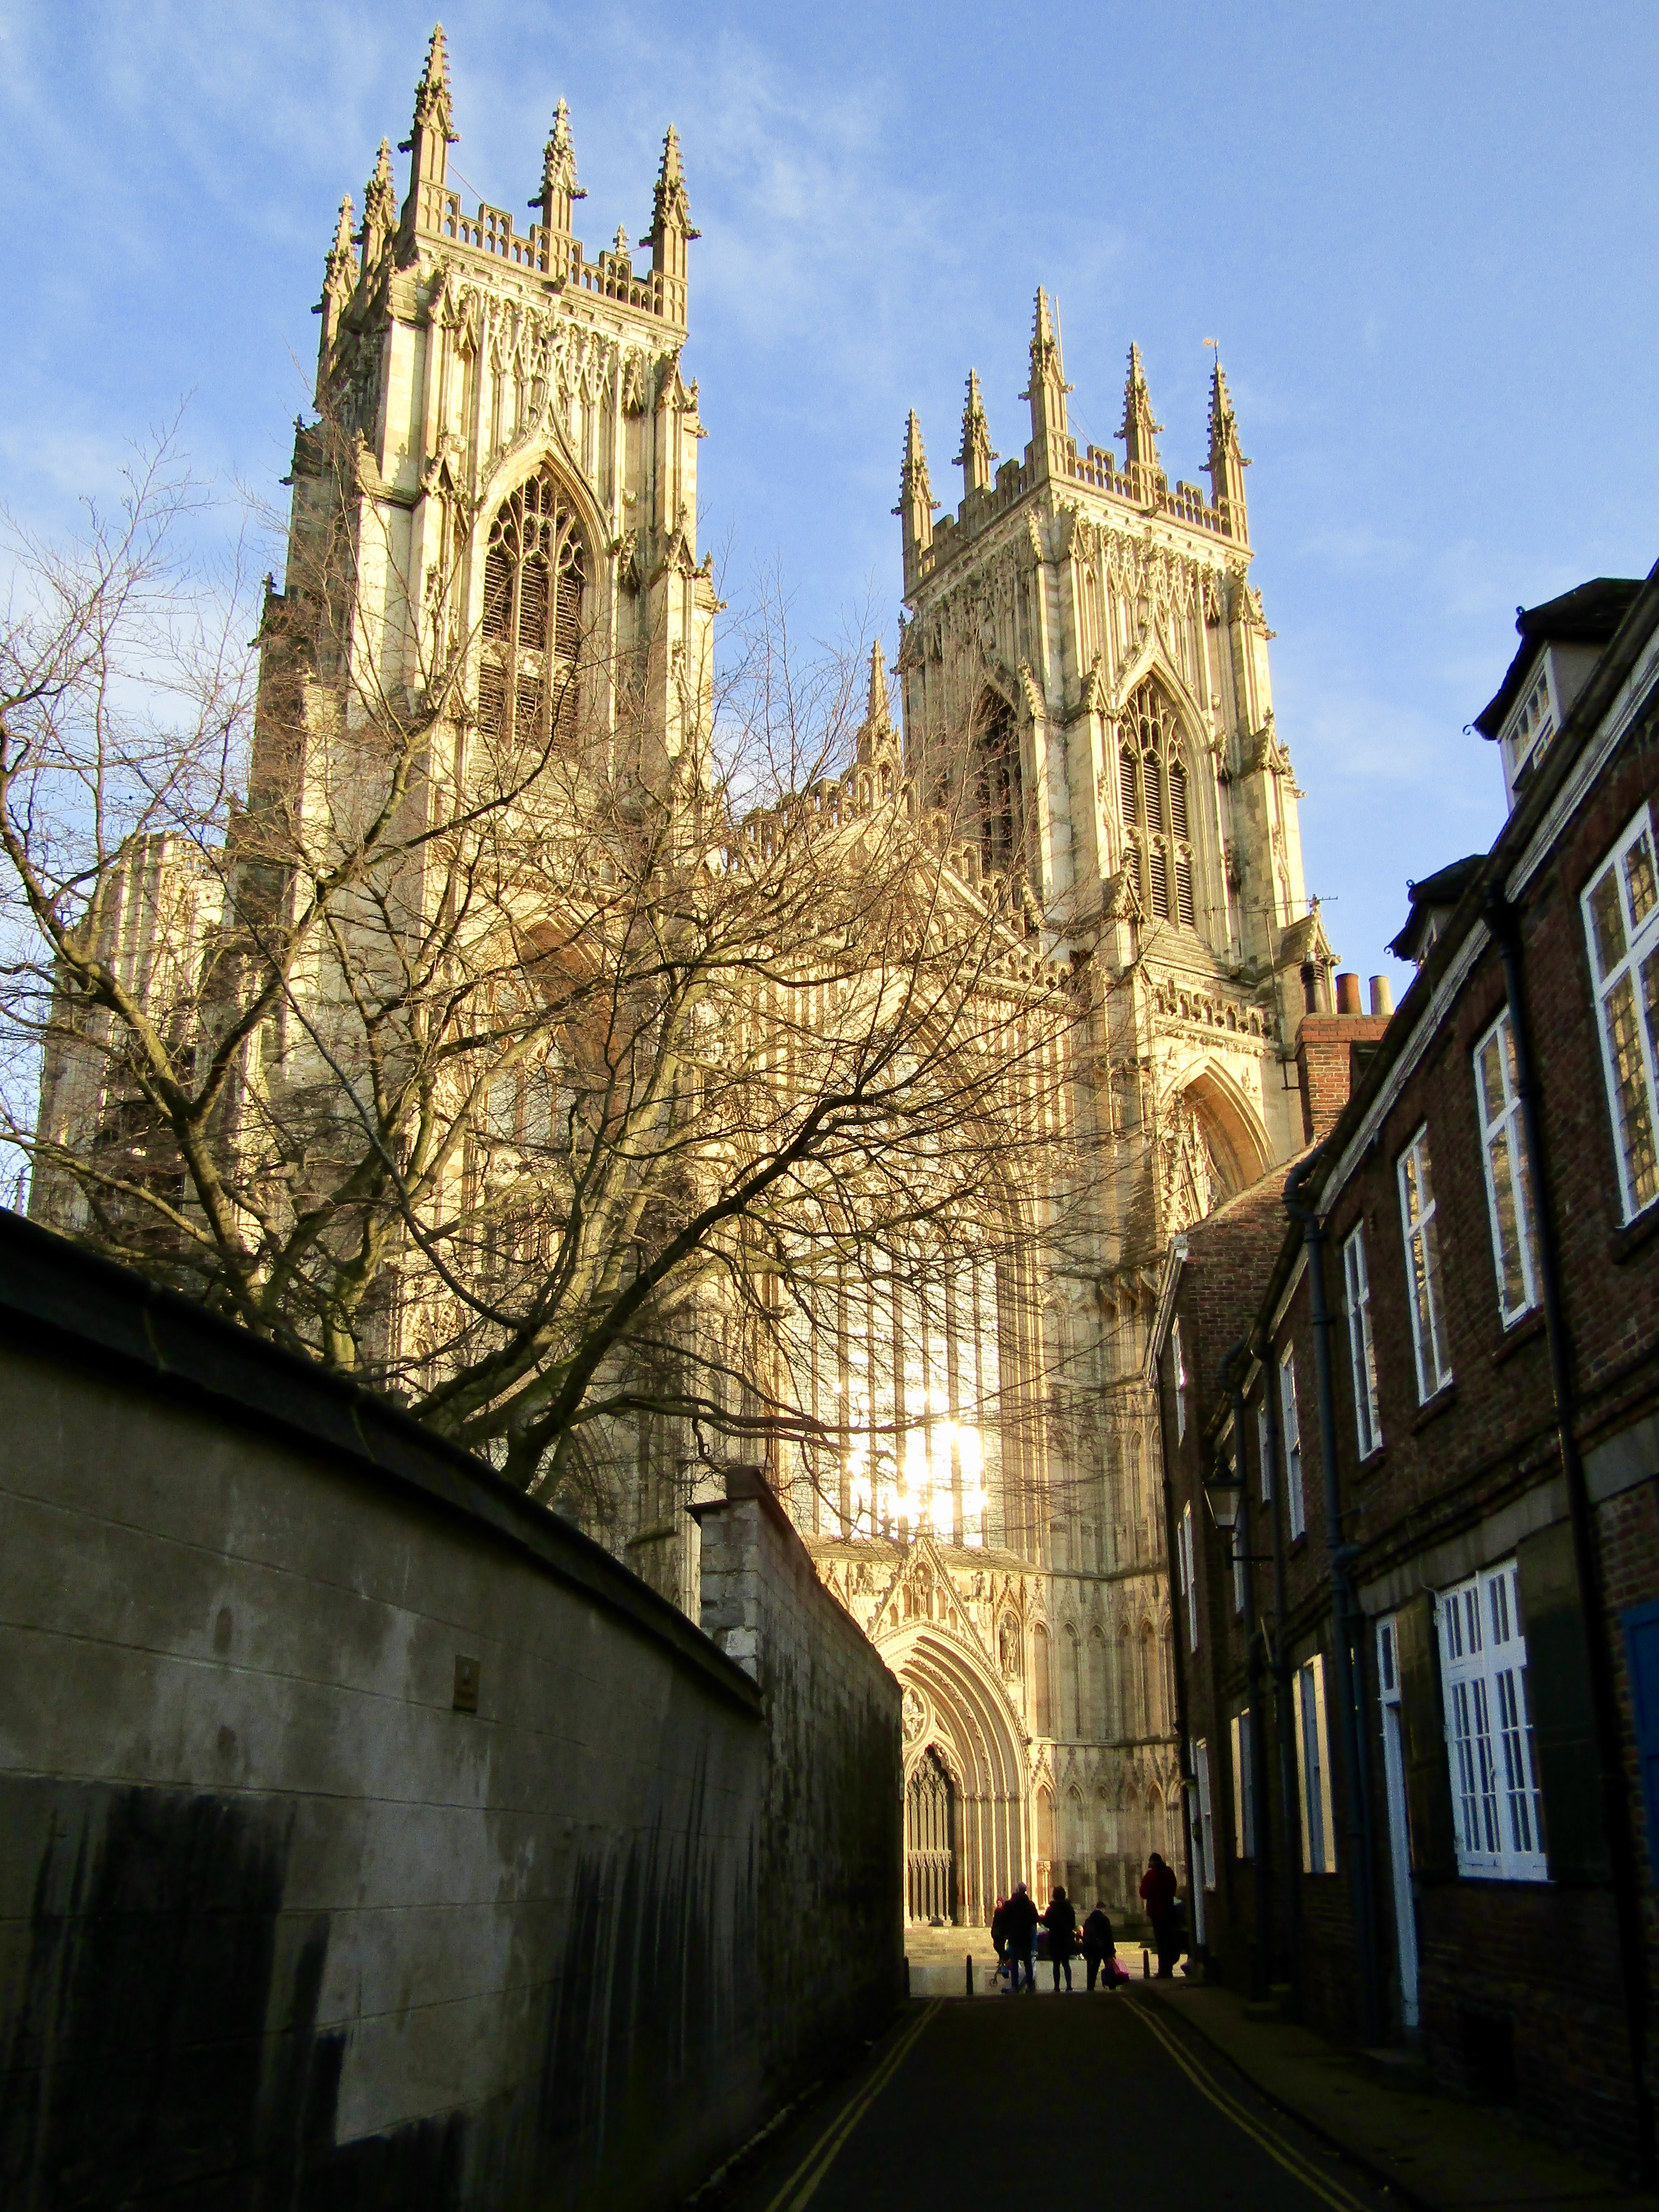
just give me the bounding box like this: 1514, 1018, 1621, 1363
30, 27, 1332, 1932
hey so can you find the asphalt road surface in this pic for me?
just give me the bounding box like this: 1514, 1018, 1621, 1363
715, 1987, 1397, 2212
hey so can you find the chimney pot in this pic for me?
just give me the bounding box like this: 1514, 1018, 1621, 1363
1368, 974, 1394, 1018
1336, 972, 1361, 1015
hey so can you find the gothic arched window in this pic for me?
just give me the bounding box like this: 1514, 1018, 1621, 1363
478, 467, 586, 754
1033, 1623, 1053, 1737
1118, 679, 1196, 928
972, 690, 1023, 877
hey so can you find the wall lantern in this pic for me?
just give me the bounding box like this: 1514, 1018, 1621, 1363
1203, 1462, 1246, 1537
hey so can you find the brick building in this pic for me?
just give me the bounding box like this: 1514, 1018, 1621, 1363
1150, 566, 1659, 2176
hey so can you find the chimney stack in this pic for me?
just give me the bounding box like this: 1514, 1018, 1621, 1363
1369, 975, 1394, 1018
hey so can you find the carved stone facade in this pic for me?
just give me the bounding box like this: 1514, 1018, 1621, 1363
31, 35, 1329, 1929
869, 292, 1331, 1922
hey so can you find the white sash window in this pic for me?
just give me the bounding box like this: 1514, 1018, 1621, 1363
1342, 1223, 1383, 1457
1437, 1562, 1547, 1881
1584, 805, 1659, 1222
1474, 1008, 1541, 1325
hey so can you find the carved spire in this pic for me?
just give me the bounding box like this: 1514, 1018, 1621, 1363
642, 125, 698, 323
401, 24, 458, 230
1206, 356, 1251, 544
359, 140, 396, 274
534, 97, 586, 237
1020, 286, 1073, 481
857, 641, 898, 765
955, 369, 997, 497
1118, 343, 1164, 483
896, 412, 937, 592
314, 194, 357, 401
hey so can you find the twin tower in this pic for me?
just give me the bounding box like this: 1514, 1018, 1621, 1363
298, 30, 1324, 1920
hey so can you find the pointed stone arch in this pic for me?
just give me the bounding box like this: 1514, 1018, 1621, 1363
878, 1617, 1030, 1923
1169, 1056, 1274, 1199
968, 682, 1025, 878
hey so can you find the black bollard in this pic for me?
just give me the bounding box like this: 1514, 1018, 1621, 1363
966, 1953, 974, 1997
1143, 1948, 1151, 1978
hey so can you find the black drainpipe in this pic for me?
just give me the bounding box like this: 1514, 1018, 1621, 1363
1221, 1337, 1275, 2002
1484, 886, 1654, 2181
1284, 1151, 1382, 2049
1252, 1316, 1303, 2012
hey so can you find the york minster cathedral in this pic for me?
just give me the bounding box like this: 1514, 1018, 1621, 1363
30, 30, 1328, 1928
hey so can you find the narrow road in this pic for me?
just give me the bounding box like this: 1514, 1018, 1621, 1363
720, 1988, 1395, 2212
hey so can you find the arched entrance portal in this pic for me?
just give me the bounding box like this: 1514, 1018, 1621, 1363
889, 1621, 1029, 1925
906, 1747, 957, 1922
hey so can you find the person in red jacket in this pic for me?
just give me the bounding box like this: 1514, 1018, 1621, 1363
1139, 1852, 1180, 1978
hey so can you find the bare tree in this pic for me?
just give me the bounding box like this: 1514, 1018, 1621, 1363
3, 425, 1097, 1524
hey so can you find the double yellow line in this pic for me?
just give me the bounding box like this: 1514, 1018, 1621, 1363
761, 2001, 941, 2212
1128, 1996, 1376, 2212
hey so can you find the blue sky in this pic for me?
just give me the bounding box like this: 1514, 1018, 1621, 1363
6, 0, 1657, 985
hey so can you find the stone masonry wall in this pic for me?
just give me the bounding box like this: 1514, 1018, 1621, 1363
0, 1215, 902, 2211
697, 1468, 904, 2083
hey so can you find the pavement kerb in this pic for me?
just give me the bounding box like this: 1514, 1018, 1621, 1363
1136, 1979, 1659, 2212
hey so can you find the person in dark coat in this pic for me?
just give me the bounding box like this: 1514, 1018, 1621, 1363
1139, 1852, 1180, 1978
1081, 1905, 1116, 1991
990, 1896, 1009, 1985
1042, 1886, 1078, 1991
1004, 1881, 1039, 1994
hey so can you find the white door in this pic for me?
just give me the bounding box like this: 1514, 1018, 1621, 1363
1376, 1618, 1420, 2030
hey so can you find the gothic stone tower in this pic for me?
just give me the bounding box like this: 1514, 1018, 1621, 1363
822, 295, 1332, 1926
298, 29, 714, 824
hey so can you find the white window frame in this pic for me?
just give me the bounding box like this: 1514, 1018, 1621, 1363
1499, 655, 1556, 802
1474, 1006, 1541, 1326
1398, 1127, 1453, 1402
1179, 1499, 1198, 1653
1256, 1398, 1273, 1504
1294, 1653, 1337, 1873
1231, 1706, 1257, 1859
1583, 802, 1659, 1224
1231, 1523, 1247, 1616
1342, 1223, 1383, 1458
1437, 1561, 1548, 1882
1173, 1315, 1188, 1442
1194, 1736, 1217, 1890
1279, 1347, 1306, 1540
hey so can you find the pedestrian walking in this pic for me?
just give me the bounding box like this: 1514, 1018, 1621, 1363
1139, 1852, 1181, 1978
990, 1895, 1010, 1990
1081, 1905, 1116, 1992
1004, 1880, 1038, 1994
1042, 1886, 1077, 1992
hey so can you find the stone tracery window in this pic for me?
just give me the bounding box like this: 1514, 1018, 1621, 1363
478, 466, 587, 753
972, 690, 1023, 876
1118, 678, 1195, 927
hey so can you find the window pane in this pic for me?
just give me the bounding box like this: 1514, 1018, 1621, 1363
1496, 1667, 1534, 1854
1423, 1210, 1450, 1380
1589, 865, 1627, 979
1478, 1034, 1507, 1127
1488, 1131, 1527, 1310
1626, 830, 1658, 931
1471, 1676, 1500, 1854
1401, 1147, 1422, 1227
1605, 972, 1659, 1208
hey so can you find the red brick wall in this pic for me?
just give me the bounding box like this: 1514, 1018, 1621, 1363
1158, 696, 1659, 2175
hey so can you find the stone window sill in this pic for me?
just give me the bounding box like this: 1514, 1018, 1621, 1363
1491, 1308, 1547, 1367
1610, 1202, 1659, 1267
1412, 1383, 1459, 1434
